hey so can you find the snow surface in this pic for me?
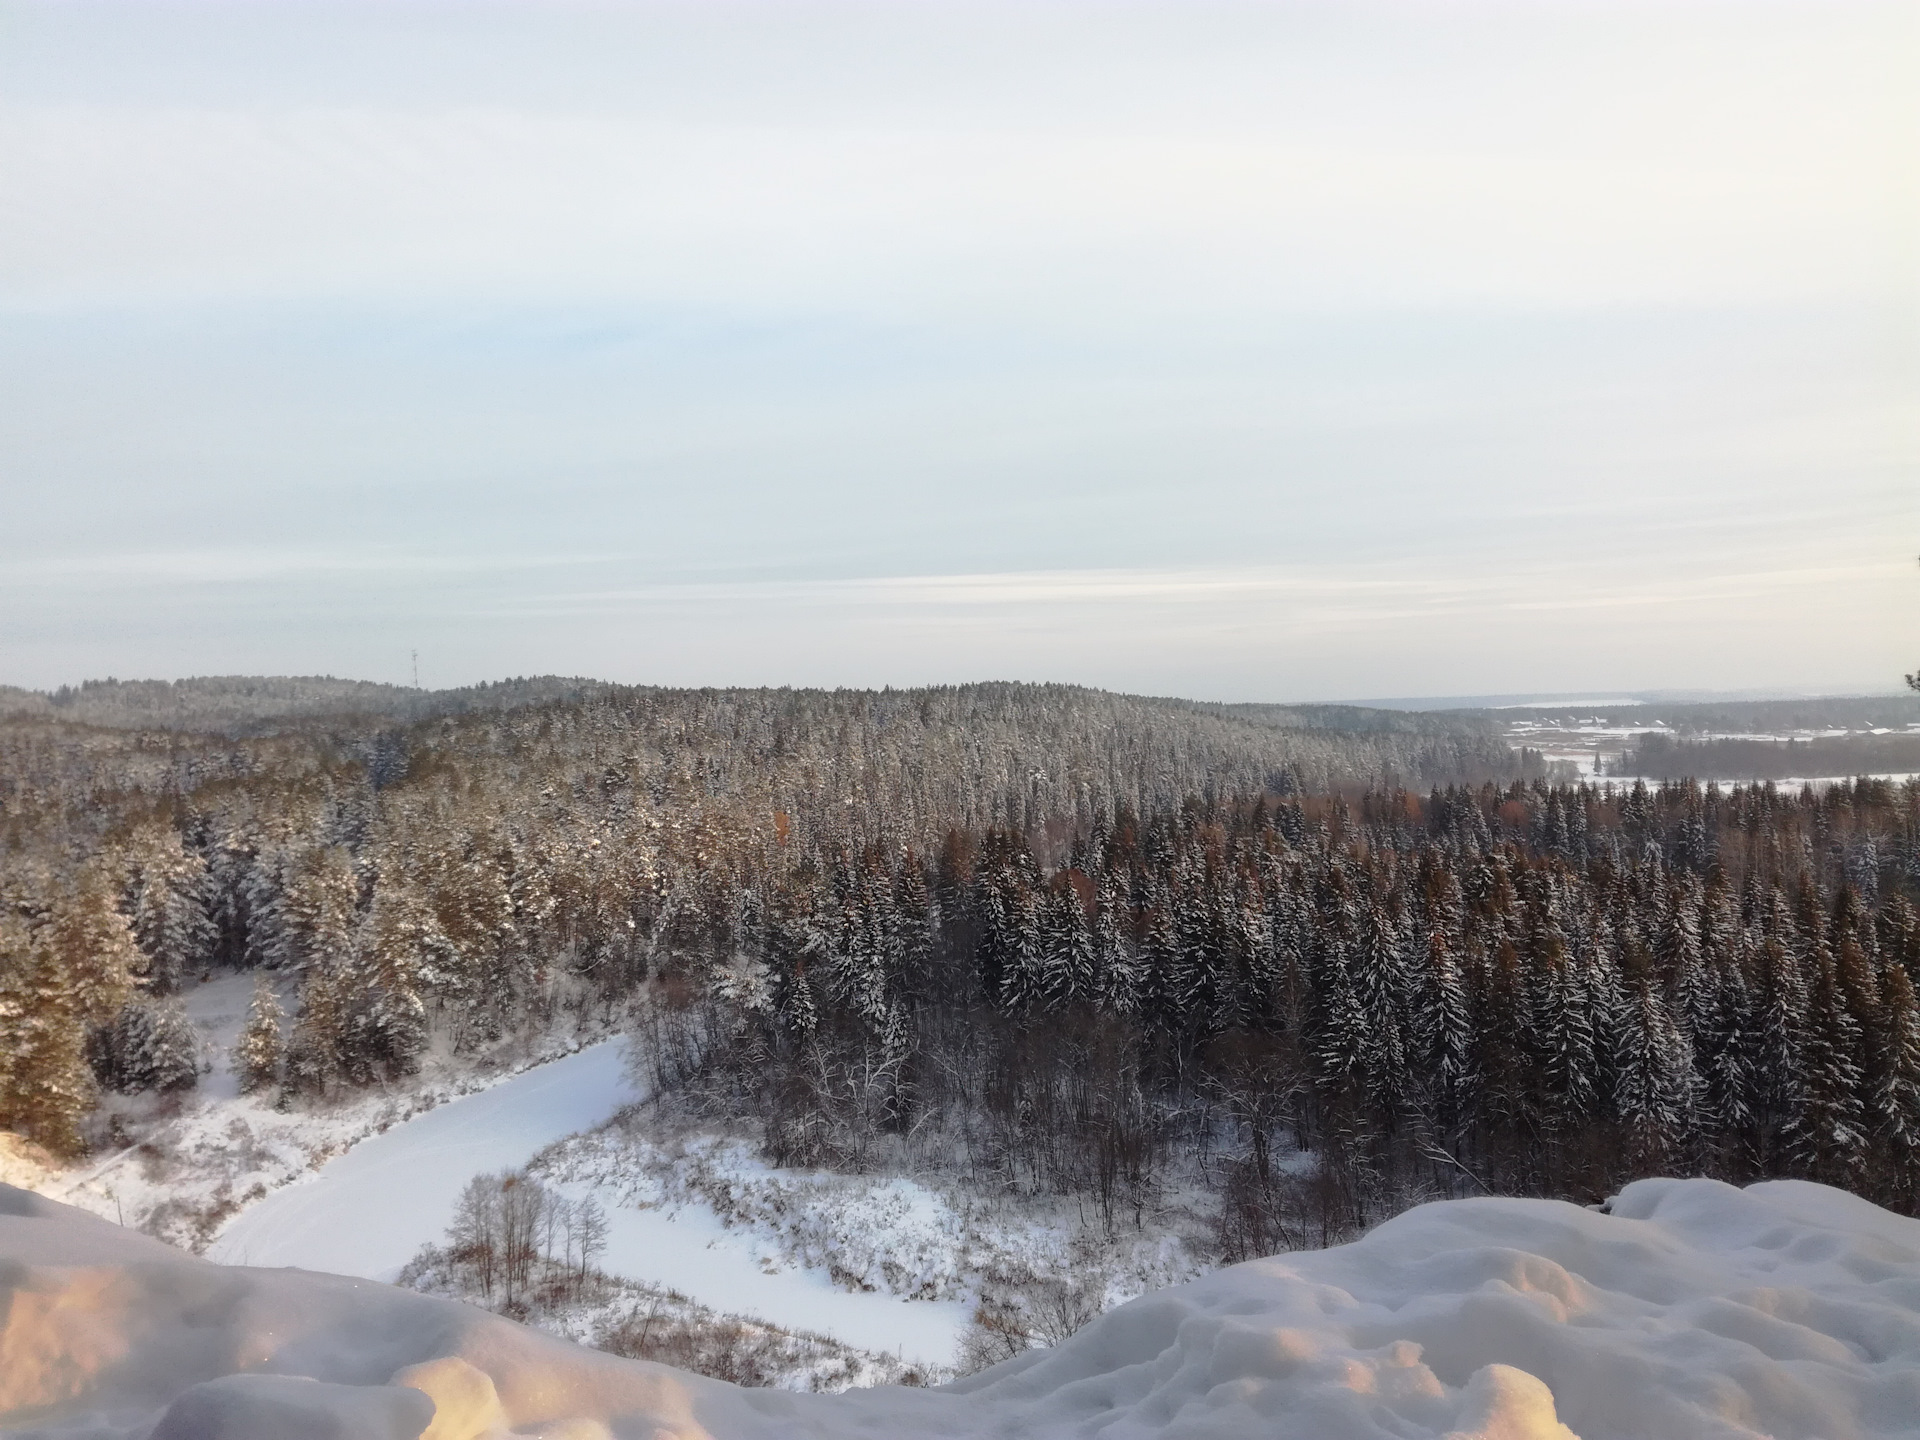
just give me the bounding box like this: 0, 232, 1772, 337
8, 1175, 1920, 1439
206, 1041, 638, 1278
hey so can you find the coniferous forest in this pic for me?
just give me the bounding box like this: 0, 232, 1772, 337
3, 678, 1917, 1255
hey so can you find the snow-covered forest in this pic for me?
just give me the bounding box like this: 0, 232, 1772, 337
4, 679, 1914, 1234
0, 680, 1522, 1147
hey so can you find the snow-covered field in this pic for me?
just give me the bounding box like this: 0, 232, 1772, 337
1504, 714, 1920, 783
7, 1174, 1919, 1438
183, 1042, 969, 1368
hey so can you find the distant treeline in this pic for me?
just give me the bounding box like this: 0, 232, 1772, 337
0, 674, 609, 736
1615, 732, 1920, 782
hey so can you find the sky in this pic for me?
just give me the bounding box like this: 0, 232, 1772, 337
1, 0, 1914, 702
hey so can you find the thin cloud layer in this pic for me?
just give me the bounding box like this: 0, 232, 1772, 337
0, 1, 1912, 696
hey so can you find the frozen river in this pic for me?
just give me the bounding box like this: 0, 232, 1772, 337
205, 1041, 966, 1367
207, 1041, 640, 1279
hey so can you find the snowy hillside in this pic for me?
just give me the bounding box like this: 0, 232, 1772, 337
6, 1176, 1919, 1439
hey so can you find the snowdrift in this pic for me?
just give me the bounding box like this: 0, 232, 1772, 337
4, 1177, 1919, 1440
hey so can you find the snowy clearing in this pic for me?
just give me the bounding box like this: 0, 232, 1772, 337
7, 1175, 1920, 1438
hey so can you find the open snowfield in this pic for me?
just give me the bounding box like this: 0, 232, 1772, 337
1501, 713, 1920, 784
7, 1175, 1920, 1439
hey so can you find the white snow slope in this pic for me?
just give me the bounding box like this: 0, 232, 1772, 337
6, 1176, 1920, 1439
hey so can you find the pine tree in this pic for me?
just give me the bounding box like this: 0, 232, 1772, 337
237, 978, 285, 1094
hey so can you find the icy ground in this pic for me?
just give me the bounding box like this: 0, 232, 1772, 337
7, 1176, 1920, 1439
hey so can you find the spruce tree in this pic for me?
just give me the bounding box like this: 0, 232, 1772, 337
1869, 959, 1920, 1207
1092, 874, 1139, 1014
1615, 977, 1695, 1172
283, 962, 347, 1099
120, 823, 216, 993
1351, 887, 1409, 1112
345, 887, 432, 1081
1794, 939, 1869, 1183
1415, 927, 1476, 1130
99, 998, 200, 1094
0, 911, 93, 1155
1038, 883, 1095, 1008
237, 978, 286, 1095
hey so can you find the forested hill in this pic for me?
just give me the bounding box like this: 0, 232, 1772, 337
0, 678, 1522, 1149
0, 680, 1529, 849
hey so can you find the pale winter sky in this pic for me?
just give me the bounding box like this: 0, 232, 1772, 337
1, 0, 1914, 701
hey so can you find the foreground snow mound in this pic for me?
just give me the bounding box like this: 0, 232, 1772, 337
4, 1177, 1918, 1439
